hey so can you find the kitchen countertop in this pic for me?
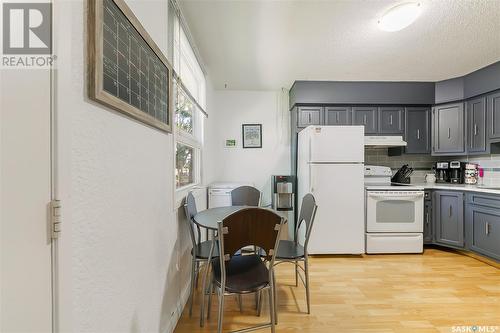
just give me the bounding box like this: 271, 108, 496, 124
409, 182, 500, 195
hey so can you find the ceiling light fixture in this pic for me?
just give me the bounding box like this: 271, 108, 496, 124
378, 2, 421, 32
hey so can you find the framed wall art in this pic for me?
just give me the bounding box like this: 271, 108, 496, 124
88, 0, 173, 132
242, 124, 262, 148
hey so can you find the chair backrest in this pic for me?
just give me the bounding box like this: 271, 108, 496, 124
231, 186, 261, 206
294, 193, 318, 251
218, 208, 284, 263
183, 192, 201, 253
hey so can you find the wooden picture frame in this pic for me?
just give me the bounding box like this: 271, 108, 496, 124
242, 124, 262, 148
87, 0, 173, 133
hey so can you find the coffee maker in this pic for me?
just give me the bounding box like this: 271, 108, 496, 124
449, 161, 465, 184
434, 162, 450, 183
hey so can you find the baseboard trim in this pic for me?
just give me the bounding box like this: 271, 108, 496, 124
164, 280, 191, 333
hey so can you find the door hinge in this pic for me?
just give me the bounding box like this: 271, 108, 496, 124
50, 200, 62, 239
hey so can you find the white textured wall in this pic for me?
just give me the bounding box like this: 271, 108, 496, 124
207, 90, 290, 205
55, 1, 199, 332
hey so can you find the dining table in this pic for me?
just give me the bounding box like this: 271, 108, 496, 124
193, 205, 247, 230
194, 205, 288, 232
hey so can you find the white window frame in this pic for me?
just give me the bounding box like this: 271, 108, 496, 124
172, 15, 206, 204
175, 92, 203, 192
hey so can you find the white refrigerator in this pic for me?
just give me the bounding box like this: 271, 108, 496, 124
297, 126, 365, 254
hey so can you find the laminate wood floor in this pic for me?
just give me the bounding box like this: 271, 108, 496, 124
174, 248, 500, 333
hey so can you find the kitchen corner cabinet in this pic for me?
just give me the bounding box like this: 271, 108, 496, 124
465, 193, 500, 261
467, 97, 487, 154
405, 107, 431, 154
432, 102, 466, 155
352, 107, 378, 134
379, 107, 404, 134
433, 191, 464, 248
487, 91, 500, 141
325, 106, 351, 125
297, 106, 323, 128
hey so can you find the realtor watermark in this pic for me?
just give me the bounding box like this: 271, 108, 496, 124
452, 326, 499, 333
1, 1, 56, 68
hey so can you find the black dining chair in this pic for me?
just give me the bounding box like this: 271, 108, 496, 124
231, 186, 261, 206
273, 193, 317, 315
231, 185, 262, 310
207, 207, 284, 333
183, 192, 219, 326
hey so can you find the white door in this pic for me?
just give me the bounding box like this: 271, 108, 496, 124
1, 69, 53, 332
307, 163, 365, 254
309, 126, 364, 163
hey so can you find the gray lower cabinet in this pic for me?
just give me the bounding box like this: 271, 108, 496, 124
465, 193, 500, 261
405, 107, 431, 154
325, 106, 351, 125
379, 107, 404, 134
488, 91, 500, 141
297, 106, 323, 128
352, 107, 378, 134
467, 97, 487, 154
432, 102, 466, 155
433, 190, 464, 248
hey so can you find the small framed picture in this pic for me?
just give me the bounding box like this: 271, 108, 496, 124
225, 139, 237, 148
242, 124, 262, 148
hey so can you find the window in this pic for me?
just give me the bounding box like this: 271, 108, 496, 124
171, 12, 206, 190
175, 142, 194, 188
174, 80, 202, 189
175, 86, 194, 134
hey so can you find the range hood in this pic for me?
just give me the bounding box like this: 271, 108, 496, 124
364, 136, 407, 148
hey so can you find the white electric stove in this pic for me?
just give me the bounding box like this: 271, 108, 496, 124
364, 165, 424, 254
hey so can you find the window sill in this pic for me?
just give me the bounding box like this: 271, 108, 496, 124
175, 183, 206, 209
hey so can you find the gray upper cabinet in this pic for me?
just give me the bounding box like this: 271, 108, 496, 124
378, 107, 404, 134
467, 97, 487, 154
352, 107, 378, 134
297, 106, 323, 128
432, 102, 466, 155
325, 106, 351, 125
434, 190, 464, 248
405, 107, 430, 154
487, 91, 500, 141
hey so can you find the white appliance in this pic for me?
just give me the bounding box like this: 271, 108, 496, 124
364, 165, 424, 254
208, 182, 254, 208
297, 126, 365, 254
364, 135, 407, 147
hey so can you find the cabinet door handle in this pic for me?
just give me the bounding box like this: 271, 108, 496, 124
426, 211, 430, 226
308, 113, 311, 123
448, 128, 451, 139
363, 115, 367, 125
449, 205, 452, 218
336, 113, 339, 123
389, 114, 393, 125
474, 124, 478, 136
417, 129, 420, 140
485, 222, 490, 235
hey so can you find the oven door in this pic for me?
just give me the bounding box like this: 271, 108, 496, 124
366, 191, 424, 232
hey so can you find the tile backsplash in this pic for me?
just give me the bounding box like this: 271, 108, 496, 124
462, 154, 500, 186
365, 148, 500, 184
